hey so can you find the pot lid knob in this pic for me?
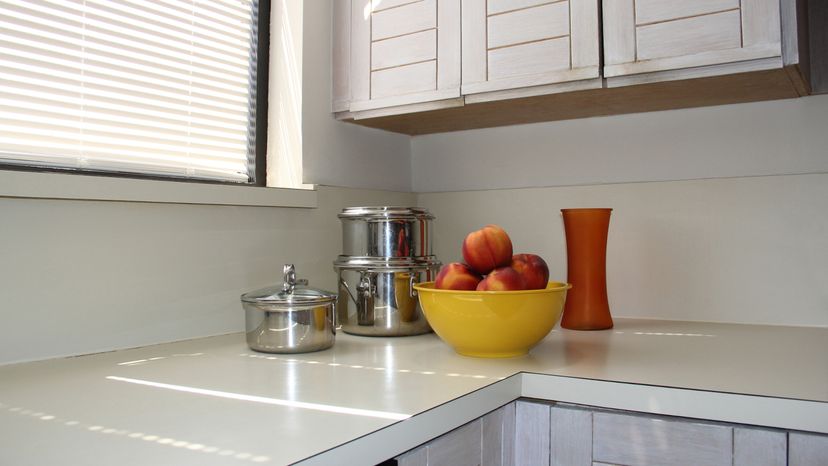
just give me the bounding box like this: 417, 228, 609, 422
282, 264, 308, 294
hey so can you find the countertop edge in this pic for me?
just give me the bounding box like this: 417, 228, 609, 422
298, 371, 828, 465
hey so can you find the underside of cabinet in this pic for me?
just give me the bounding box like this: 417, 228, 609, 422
340, 66, 807, 135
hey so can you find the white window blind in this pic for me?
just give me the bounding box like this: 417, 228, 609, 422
0, 0, 258, 182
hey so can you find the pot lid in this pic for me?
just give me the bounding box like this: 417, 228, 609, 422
241, 264, 336, 305
338, 206, 435, 220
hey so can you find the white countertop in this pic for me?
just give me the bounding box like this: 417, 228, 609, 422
1, 318, 826, 465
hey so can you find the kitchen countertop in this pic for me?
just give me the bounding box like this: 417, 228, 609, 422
1, 318, 826, 465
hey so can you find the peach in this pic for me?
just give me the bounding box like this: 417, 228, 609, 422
462, 224, 513, 274
435, 263, 482, 290
476, 267, 526, 291
511, 254, 550, 290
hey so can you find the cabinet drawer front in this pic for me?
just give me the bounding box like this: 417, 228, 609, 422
372, 0, 436, 41
488, 2, 570, 49
593, 412, 733, 466
488, 37, 571, 80
371, 60, 437, 99
636, 9, 742, 61
372, 29, 436, 70
635, 0, 739, 25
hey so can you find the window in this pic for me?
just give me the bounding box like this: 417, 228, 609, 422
0, 0, 267, 184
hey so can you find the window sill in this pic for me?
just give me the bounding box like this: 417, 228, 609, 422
0, 170, 317, 208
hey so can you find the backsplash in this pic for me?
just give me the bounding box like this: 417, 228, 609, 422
418, 173, 828, 327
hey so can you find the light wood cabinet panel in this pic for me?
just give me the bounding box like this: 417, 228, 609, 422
488, 38, 572, 80
789, 432, 828, 466
733, 427, 787, 466
396, 443, 428, 466
593, 411, 733, 466
634, 0, 739, 25
603, 0, 782, 84
371, 0, 435, 41
462, 0, 600, 101
482, 403, 517, 466
427, 419, 482, 466
550, 405, 592, 466
636, 10, 742, 61
347, 0, 461, 114
371, 29, 436, 71
487, 2, 570, 49
515, 401, 551, 466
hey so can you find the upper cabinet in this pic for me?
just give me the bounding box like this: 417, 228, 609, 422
332, 0, 822, 134
344, 0, 461, 116
461, 0, 600, 102
603, 0, 783, 85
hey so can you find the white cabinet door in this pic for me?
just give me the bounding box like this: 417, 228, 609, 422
461, 0, 600, 102
603, 0, 782, 85
348, 0, 461, 115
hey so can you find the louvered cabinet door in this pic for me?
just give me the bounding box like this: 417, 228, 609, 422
603, 0, 783, 85
348, 0, 462, 116
461, 0, 601, 102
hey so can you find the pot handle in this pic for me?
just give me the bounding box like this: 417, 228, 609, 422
356, 272, 375, 326
409, 273, 419, 298
331, 300, 337, 334
339, 276, 358, 306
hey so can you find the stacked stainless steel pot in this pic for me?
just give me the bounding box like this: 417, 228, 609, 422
334, 207, 440, 336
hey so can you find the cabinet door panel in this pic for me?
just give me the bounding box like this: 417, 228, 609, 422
741, 0, 781, 47
371, 0, 436, 40
489, 37, 571, 80
635, 0, 739, 25
349, 0, 460, 113
550, 405, 592, 466
371, 29, 436, 70
733, 427, 786, 466
462, 0, 600, 99
488, 0, 550, 15
371, 60, 437, 99
487, 2, 569, 49
427, 420, 482, 466
636, 9, 742, 61
372, 0, 422, 12
515, 401, 550, 466
603, 0, 782, 81
789, 432, 828, 466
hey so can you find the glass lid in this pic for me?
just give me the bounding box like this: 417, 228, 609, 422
241, 264, 336, 305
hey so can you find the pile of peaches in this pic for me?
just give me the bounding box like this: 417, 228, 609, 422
435, 225, 549, 291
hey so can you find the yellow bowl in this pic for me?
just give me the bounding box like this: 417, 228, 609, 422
414, 281, 571, 358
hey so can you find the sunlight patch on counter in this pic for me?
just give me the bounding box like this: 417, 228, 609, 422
106, 376, 411, 421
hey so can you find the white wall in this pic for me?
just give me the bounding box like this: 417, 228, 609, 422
417, 174, 828, 327
411, 94, 828, 327
0, 186, 415, 365
301, 0, 412, 191
411, 95, 828, 192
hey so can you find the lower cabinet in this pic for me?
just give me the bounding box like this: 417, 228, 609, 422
393, 400, 828, 466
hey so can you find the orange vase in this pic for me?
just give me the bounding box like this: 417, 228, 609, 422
561, 208, 613, 330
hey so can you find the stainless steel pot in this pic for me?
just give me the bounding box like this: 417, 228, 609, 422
339, 206, 434, 259
241, 264, 336, 353
334, 257, 439, 336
